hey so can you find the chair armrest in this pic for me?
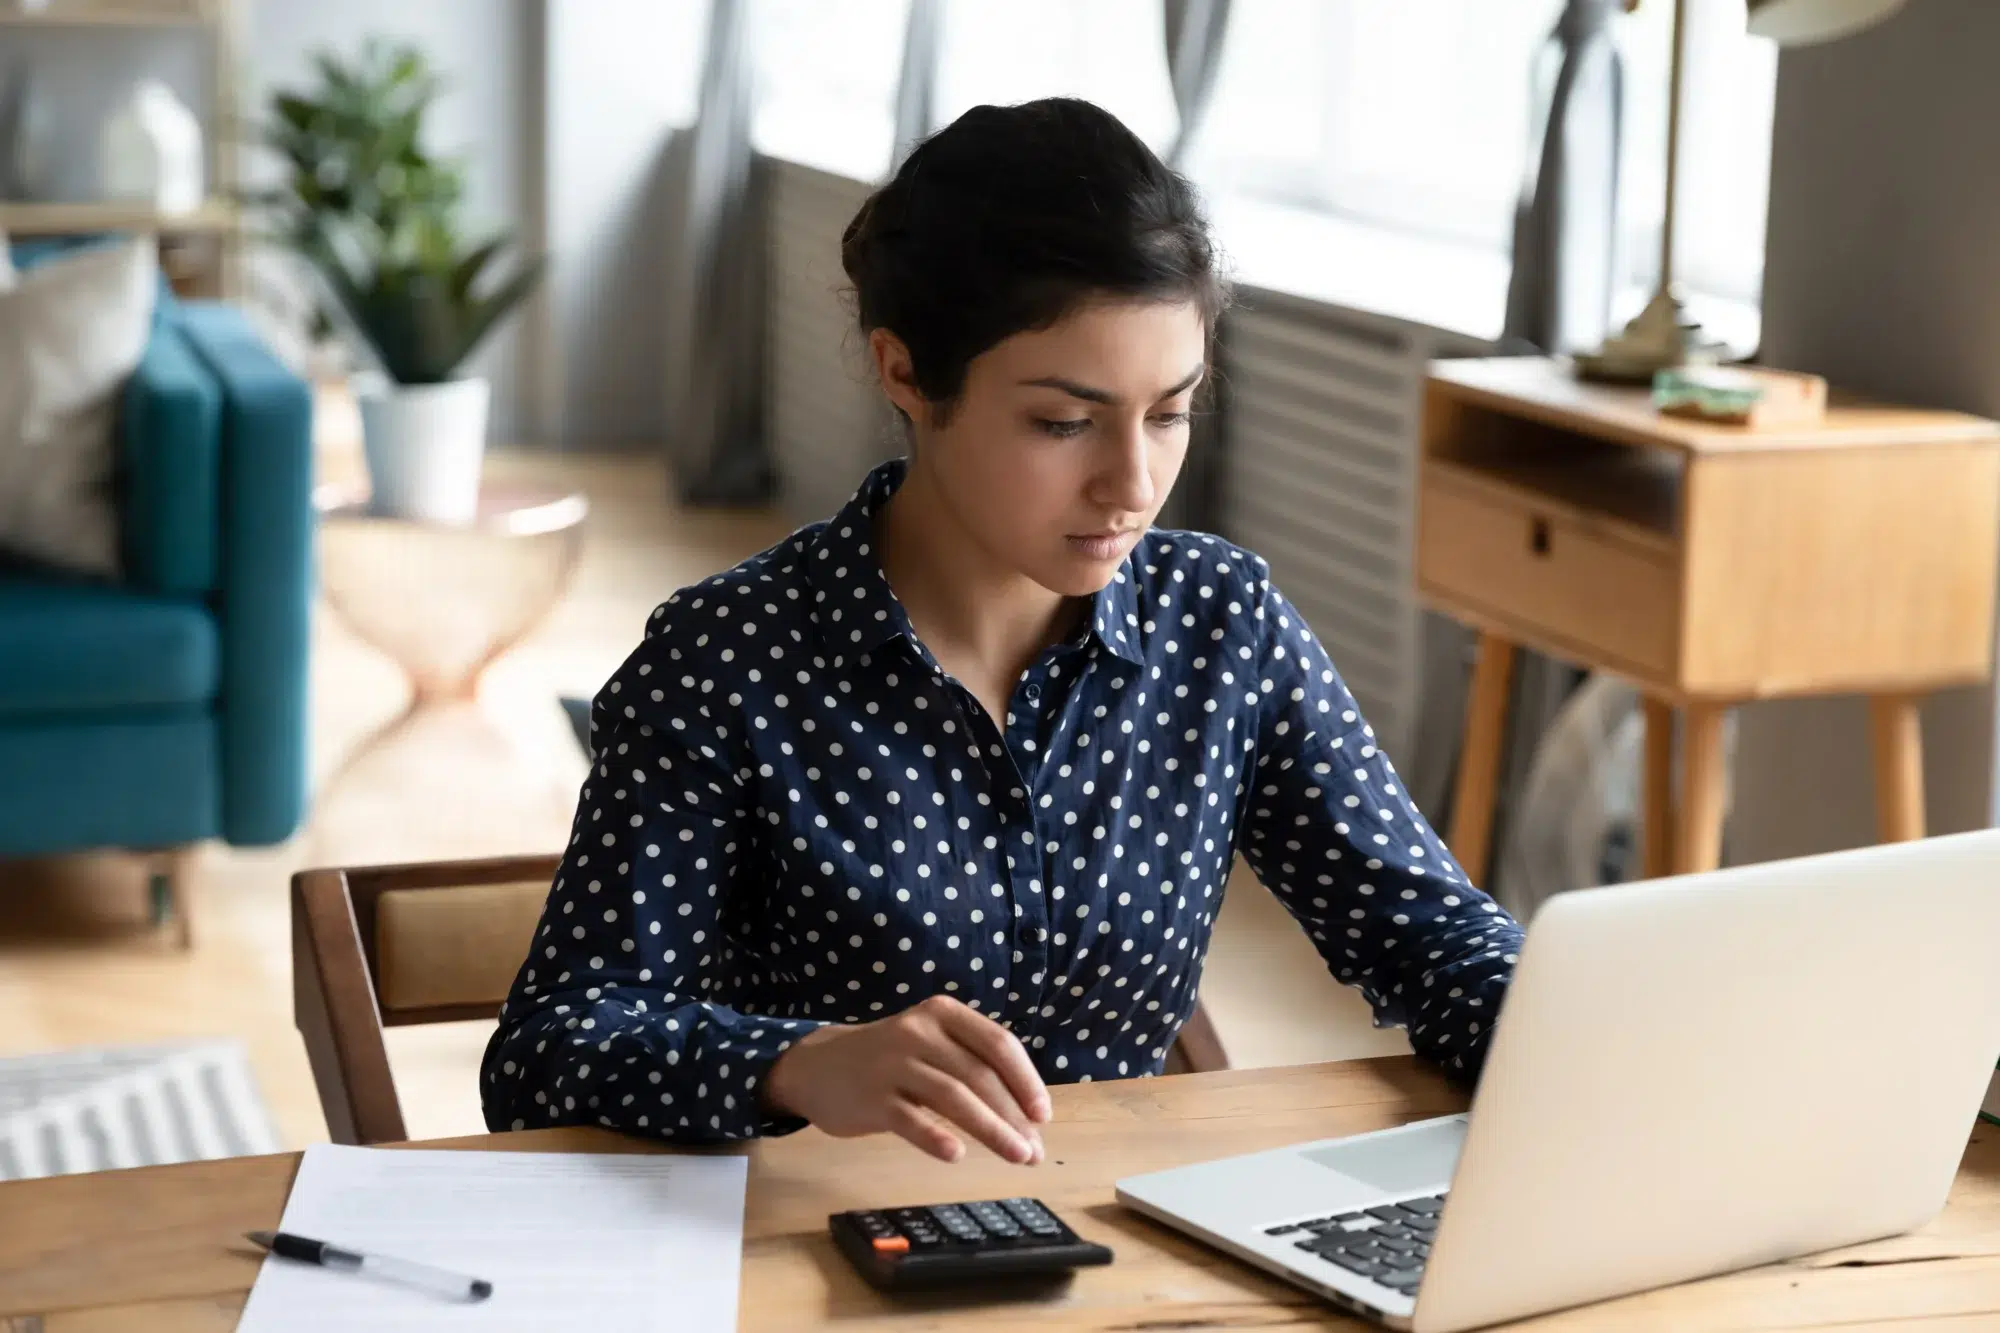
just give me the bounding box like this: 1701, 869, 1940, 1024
120, 320, 222, 594
175, 303, 315, 846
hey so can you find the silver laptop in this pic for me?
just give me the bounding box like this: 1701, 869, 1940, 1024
1118, 830, 2000, 1332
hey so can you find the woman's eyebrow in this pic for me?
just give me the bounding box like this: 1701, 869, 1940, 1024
1019, 364, 1206, 407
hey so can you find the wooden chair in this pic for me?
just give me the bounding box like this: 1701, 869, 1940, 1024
293, 855, 1232, 1146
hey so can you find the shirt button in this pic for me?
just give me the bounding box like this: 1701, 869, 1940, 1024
1024, 683, 1042, 705
1015, 924, 1039, 947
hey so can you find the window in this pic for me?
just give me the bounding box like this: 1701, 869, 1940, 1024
751, 0, 913, 181
749, 0, 1187, 182
1199, 0, 1778, 308
1622, 0, 1777, 303
932, 0, 1177, 153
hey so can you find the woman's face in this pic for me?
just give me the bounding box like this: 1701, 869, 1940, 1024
874, 298, 1207, 598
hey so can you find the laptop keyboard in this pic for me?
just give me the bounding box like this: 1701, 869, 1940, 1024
1260, 1193, 1446, 1296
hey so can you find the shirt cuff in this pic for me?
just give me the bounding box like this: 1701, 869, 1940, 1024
738, 1016, 831, 1139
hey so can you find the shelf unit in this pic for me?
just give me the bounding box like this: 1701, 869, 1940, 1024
0, 198, 234, 233
0, 3, 210, 27
0, 0, 243, 296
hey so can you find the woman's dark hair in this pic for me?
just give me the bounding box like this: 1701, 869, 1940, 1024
841, 97, 1229, 421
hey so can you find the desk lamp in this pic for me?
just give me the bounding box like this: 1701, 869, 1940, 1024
1573, 0, 1909, 381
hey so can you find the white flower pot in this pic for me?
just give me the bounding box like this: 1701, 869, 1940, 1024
359, 378, 490, 524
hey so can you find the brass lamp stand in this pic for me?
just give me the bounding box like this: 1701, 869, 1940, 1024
1574, 0, 1908, 382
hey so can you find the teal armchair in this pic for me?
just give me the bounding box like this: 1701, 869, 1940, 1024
0, 258, 314, 943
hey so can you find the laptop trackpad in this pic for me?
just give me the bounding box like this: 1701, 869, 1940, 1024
1301, 1117, 1467, 1195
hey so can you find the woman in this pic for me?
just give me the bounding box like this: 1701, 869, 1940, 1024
482, 98, 1522, 1166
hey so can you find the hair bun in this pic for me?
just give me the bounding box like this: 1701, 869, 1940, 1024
840, 98, 1227, 414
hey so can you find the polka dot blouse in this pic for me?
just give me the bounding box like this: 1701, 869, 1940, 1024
481, 461, 1523, 1143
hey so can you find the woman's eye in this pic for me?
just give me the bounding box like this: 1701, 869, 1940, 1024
1036, 418, 1092, 439
1151, 411, 1193, 430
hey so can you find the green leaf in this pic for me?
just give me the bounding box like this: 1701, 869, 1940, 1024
272, 93, 318, 132
452, 255, 546, 366
448, 235, 507, 300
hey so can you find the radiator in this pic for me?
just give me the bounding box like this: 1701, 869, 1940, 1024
764, 158, 900, 525
1216, 287, 1485, 771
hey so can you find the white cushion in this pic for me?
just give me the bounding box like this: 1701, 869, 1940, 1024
0, 236, 157, 575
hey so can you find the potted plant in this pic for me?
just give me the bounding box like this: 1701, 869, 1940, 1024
257, 41, 543, 523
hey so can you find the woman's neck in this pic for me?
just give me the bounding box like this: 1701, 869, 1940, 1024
876, 461, 1080, 689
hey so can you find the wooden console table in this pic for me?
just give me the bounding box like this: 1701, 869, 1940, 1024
1421, 357, 2000, 881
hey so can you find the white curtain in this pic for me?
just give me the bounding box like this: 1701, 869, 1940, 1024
665, 0, 770, 502
1162, 0, 1234, 170
891, 0, 944, 170
1503, 0, 1624, 354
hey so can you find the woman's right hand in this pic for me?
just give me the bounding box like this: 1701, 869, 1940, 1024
762, 995, 1052, 1164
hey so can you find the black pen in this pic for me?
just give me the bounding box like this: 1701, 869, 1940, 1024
246, 1230, 494, 1303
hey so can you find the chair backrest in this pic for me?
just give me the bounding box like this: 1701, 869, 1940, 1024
293, 855, 1230, 1146
293, 855, 557, 1145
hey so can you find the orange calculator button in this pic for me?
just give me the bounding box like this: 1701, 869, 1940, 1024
871, 1235, 910, 1254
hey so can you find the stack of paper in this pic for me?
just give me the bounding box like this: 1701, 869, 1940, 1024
237, 1145, 747, 1331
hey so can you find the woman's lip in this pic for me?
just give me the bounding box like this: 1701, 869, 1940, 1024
1066, 531, 1136, 559
1069, 530, 1139, 540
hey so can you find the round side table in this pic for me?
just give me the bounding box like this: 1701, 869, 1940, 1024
312, 485, 590, 864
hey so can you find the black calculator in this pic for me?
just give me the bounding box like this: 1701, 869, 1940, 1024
829, 1197, 1114, 1289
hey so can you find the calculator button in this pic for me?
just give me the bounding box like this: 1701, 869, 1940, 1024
871, 1235, 910, 1254
1002, 1199, 1057, 1225
927, 1206, 984, 1242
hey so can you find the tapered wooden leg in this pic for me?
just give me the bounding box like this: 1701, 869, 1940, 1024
146, 846, 199, 949
1641, 696, 1676, 880
1868, 693, 1926, 843
1673, 702, 1730, 875
1447, 632, 1518, 886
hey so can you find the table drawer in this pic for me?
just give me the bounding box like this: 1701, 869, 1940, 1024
1419, 478, 1680, 678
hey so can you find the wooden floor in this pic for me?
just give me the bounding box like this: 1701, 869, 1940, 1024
0, 448, 1405, 1151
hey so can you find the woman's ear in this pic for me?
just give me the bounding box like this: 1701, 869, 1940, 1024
868, 328, 929, 424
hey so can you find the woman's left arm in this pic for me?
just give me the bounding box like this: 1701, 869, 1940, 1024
1233, 568, 1524, 1081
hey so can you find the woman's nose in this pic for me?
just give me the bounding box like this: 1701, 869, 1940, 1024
1092, 423, 1156, 514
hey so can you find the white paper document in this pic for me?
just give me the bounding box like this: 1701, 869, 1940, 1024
236, 1144, 747, 1332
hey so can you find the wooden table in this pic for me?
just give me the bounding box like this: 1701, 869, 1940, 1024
6, 1058, 2000, 1331
1420, 357, 2000, 882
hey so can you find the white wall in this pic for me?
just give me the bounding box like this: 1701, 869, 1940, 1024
540, 0, 703, 448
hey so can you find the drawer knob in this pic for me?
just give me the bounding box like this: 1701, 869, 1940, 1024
1529, 516, 1553, 557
